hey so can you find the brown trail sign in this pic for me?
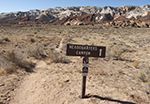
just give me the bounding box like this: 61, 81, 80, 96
66, 44, 106, 98
66, 44, 106, 58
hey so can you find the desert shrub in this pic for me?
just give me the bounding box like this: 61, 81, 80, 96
4, 51, 15, 61
1, 50, 35, 74
30, 38, 36, 43
107, 42, 132, 60
0, 66, 16, 75
0, 39, 3, 44
33, 31, 37, 34
0, 56, 15, 75
14, 51, 35, 71
34, 35, 43, 39
138, 72, 148, 82
130, 94, 145, 103
136, 65, 150, 83
48, 49, 70, 63
28, 43, 45, 59
3, 37, 10, 42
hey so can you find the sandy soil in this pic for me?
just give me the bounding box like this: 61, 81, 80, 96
9, 60, 134, 104
0, 25, 150, 104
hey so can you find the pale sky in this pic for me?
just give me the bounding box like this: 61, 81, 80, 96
0, 0, 149, 13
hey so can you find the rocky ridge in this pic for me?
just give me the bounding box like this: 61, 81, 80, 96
0, 5, 150, 27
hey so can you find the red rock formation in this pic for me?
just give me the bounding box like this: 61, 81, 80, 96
51, 13, 113, 25
114, 16, 129, 21
51, 14, 99, 25
130, 16, 136, 21
0, 16, 35, 24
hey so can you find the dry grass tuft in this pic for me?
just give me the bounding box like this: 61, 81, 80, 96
107, 42, 132, 60
0, 55, 15, 75
30, 38, 36, 43
28, 43, 45, 59
9, 51, 35, 71
0, 66, 16, 75
130, 94, 145, 103
136, 65, 150, 83
137, 71, 149, 83
0, 50, 35, 75
0, 38, 3, 44
48, 49, 70, 63
33, 31, 37, 34
2, 37, 10, 42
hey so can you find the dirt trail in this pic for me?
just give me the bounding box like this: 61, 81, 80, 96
9, 60, 84, 104
10, 61, 48, 104
9, 58, 142, 104
1, 24, 150, 104
8, 34, 149, 104
55, 37, 64, 52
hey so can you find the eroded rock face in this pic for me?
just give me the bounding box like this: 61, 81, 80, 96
0, 5, 150, 26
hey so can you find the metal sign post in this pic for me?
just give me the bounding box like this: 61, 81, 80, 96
66, 44, 106, 99
81, 76, 86, 98
81, 56, 89, 98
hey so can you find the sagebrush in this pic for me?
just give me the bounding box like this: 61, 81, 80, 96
48, 49, 70, 63
0, 50, 35, 75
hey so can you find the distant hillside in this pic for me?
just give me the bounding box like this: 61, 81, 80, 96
0, 5, 150, 27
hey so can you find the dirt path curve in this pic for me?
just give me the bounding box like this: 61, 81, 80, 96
9, 58, 140, 104
9, 60, 85, 104
55, 37, 64, 52
9, 38, 87, 104
10, 61, 48, 104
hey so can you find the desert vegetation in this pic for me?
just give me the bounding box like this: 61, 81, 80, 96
0, 24, 150, 104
